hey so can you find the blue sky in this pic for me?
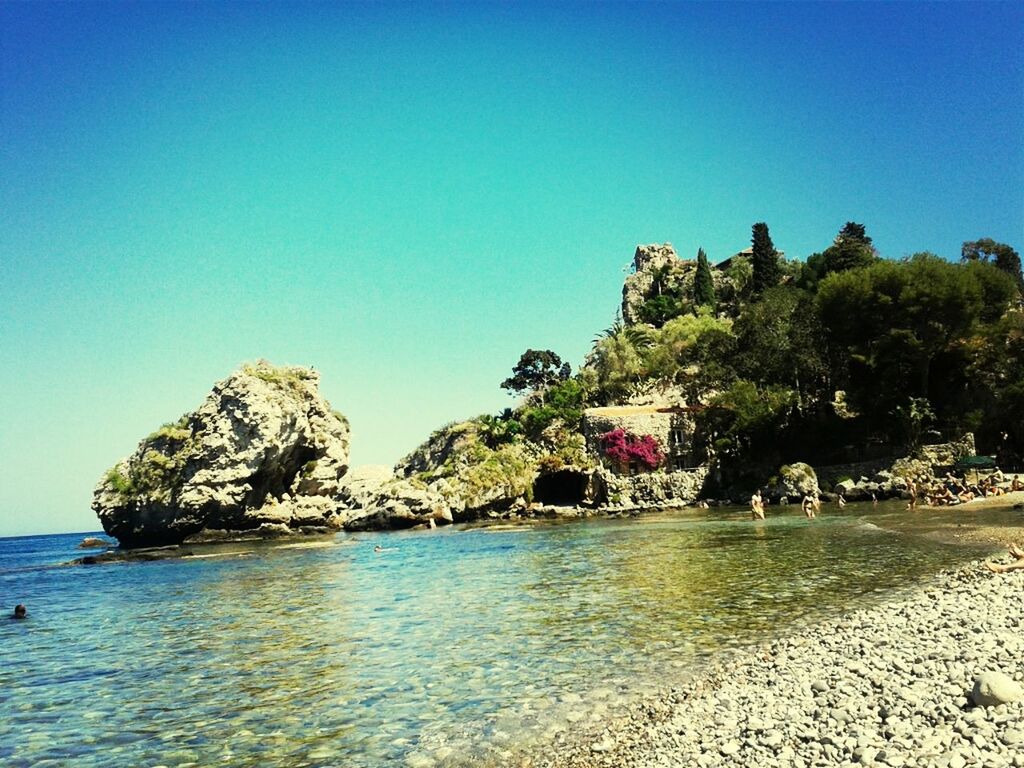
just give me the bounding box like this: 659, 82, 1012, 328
1, 2, 1022, 536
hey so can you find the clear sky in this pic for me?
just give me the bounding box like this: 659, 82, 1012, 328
1, 2, 1022, 537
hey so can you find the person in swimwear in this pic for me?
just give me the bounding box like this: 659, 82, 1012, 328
750, 489, 765, 520
985, 544, 1024, 573
801, 493, 816, 519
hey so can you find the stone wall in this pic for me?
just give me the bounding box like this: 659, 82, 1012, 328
919, 433, 976, 468
602, 466, 710, 508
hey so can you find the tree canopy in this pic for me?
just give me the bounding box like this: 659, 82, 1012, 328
962, 238, 1023, 291
750, 222, 780, 295
694, 247, 716, 308
501, 349, 571, 398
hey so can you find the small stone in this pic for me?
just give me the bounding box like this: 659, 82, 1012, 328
590, 736, 615, 753
811, 680, 829, 693
1003, 729, 1024, 746
971, 672, 1024, 707
720, 741, 741, 756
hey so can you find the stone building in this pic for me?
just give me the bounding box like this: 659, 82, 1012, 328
582, 405, 702, 475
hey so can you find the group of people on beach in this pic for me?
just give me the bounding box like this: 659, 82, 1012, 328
910, 471, 1024, 508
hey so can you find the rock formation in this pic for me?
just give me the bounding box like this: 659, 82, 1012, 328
621, 243, 744, 326
342, 421, 536, 529
93, 361, 350, 547
765, 462, 820, 502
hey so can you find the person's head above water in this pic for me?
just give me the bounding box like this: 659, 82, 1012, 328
12, 604, 27, 619
373, 545, 383, 553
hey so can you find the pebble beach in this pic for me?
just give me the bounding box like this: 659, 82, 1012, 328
533, 554, 1024, 768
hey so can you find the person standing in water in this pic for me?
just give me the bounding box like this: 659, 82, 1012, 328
801, 494, 816, 518
907, 477, 918, 510
750, 490, 765, 520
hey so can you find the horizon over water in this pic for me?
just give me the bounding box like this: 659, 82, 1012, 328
1, 502, 1009, 767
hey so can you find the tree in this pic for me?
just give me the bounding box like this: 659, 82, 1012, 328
698, 379, 797, 461
892, 397, 934, 454
962, 238, 1023, 292
501, 350, 571, 399
587, 328, 643, 404
732, 286, 828, 409
815, 253, 1004, 431
750, 222, 781, 295
821, 221, 876, 276
637, 294, 683, 327
694, 247, 716, 308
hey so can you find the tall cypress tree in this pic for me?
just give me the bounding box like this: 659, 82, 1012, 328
751, 222, 780, 295
694, 247, 716, 308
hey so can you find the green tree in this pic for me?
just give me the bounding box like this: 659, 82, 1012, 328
732, 286, 828, 409
636, 294, 684, 327
699, 379, 797, 461
587, 327, 643, 404
816, 254, 1007, 432
821, 221, 877, 276
962, 238, 1023, 292
501, 350, 571, 400
892, 397, 935, 453
641, 312, 731, 383
694, 247, 716, 308
750, 222, 781, 295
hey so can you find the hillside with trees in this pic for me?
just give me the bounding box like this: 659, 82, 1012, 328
496, 224, 1022, 487
389, 222, 1022, 517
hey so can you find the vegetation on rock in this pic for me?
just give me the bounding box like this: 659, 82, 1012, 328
599, 429, 664, 470
398, 222, 1022, 508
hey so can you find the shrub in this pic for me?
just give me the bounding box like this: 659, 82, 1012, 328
538, 454, 565, 473
600, 429, 664, 470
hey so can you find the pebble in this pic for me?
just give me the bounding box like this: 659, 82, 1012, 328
529, 563, 1024, 768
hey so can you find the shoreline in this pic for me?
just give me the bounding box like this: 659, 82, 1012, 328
528, 557, 1024, 768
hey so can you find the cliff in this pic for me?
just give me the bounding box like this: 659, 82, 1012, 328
93, 361, 350, 547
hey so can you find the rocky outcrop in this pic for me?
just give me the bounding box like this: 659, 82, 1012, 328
765, 462, 820, 502
919, 433, 976, 468
93, 361, 350, 547
343, 480, 453, 531
621, 243, 744, 326
622, 244, 686, 325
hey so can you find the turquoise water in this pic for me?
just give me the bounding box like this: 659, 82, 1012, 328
0, 503, 1007, 767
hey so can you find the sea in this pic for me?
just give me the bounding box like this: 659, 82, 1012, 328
1, 501, 1013, 767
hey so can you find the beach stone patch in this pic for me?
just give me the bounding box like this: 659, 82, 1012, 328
527, 564, 1024, 768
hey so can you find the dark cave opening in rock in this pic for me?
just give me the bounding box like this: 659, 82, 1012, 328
533, 469, 589, 506
244, 443, 318, 512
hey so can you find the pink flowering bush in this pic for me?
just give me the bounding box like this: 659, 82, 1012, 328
599, 429, 663, 470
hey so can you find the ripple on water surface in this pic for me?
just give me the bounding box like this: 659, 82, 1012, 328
0, 503, 998, 767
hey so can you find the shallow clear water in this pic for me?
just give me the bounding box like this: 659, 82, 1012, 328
0, 502, 1010, 767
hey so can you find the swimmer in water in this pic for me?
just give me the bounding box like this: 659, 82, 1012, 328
11, 604, 27, 620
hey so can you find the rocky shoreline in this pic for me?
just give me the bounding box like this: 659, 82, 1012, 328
530, 557, 1024, 768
